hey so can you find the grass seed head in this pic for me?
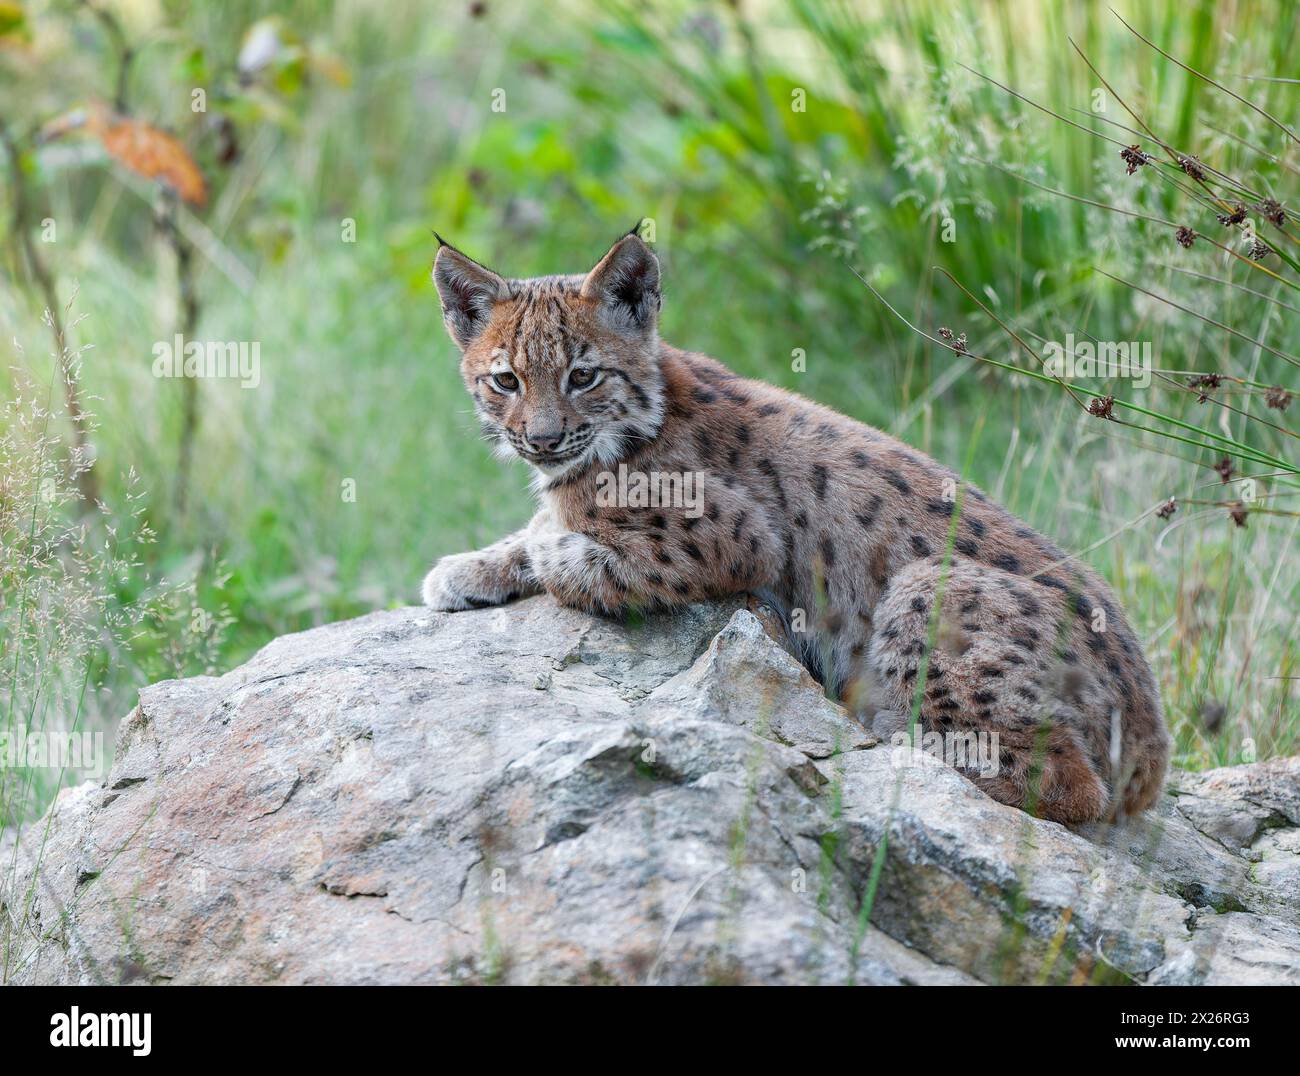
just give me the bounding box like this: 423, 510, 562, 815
937, 326, 969, 354
1256, 198, 1286, 227
1119, 144, 1149, 175
1087, 394, 1115, 419
1199, 699, 1227, 734
1188, 372, 1221, 402
1216, 203, 1247, 226
1264, 385, 1292, 411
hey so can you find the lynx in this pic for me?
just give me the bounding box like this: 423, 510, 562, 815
422, 228, 1170, 825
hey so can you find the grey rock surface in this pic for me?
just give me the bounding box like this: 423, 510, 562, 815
4, 597, 1297, 985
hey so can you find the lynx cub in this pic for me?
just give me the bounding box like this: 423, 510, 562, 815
423, 229, 1169, 824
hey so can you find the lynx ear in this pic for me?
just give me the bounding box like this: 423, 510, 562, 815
432, 239, 509, 350
581, 231, 661, 335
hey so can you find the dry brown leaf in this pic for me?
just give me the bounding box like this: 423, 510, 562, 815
87, 105, 208, 208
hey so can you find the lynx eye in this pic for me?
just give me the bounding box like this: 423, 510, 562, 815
492, 371, 519, 393
568, 366, 598, 390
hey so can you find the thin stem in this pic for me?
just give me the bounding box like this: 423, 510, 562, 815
1110, 8, 1299, 145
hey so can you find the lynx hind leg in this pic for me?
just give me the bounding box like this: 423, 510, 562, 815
1119, 734, 1169, 818
867, 556, 1109, 825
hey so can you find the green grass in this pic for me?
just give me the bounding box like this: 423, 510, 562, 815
1, 0, 1296, 831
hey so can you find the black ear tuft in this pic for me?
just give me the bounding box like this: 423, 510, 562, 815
581, 233, 661, 335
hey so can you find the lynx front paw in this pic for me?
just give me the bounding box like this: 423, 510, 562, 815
421, 548, 529, 611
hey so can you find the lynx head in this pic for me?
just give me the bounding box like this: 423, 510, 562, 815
433, 229, 665, 480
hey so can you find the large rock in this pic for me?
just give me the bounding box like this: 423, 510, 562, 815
4, 597, 1298, 985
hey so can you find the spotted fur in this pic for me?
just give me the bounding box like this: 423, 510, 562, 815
423, 231, 1170, 825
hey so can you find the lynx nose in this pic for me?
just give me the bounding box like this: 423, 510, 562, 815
525, 425, 565, 452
